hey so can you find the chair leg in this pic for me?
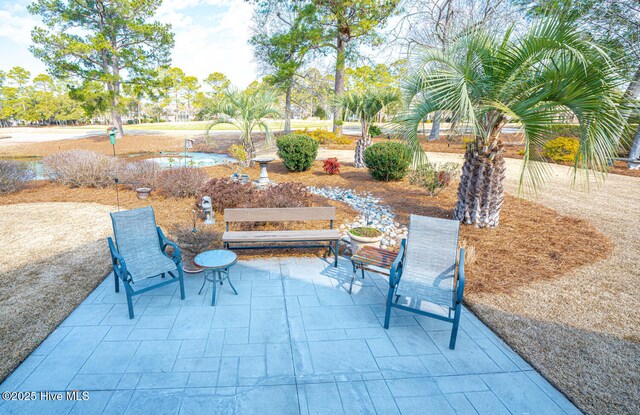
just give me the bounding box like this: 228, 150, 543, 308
114, 270, 119, 293
383, 286, 394, 329
125, 284, 135, 319
449, 302, 462, 350
177, 263, 186, 300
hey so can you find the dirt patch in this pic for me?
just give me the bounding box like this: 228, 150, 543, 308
0, 203, 114, 382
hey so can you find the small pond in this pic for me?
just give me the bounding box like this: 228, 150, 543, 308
3, 152, 236, 180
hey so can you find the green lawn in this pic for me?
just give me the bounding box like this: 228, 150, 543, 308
124, 119, 360, 131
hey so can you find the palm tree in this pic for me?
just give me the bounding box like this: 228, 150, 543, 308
397, 17, 627, 228
203, 87, 281, 160
335, 89, 400, 167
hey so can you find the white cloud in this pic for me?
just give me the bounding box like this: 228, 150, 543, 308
157, 0, 257, 87
0, 0, 257, 86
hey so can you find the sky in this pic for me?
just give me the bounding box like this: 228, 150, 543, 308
0, 0, 258, 87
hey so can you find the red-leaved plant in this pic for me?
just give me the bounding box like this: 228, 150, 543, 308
323, 158, 341, 175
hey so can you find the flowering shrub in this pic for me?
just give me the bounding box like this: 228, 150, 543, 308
302, 128, 352, 145
0, 160, 34, 194
323, 158, 341, 174
543, 136, 580, 162
156, 167, 208, 198
43, 150, 117, 188
409, 162, 459, 196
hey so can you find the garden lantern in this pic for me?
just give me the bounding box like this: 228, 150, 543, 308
201, 196, 214, 225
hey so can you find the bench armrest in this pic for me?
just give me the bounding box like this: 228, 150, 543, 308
455, 247, 465, 305
389, 238, 406, 288
157, 227, 182, 264
108, 237, 129, 281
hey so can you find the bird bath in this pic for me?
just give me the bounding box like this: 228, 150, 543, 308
253, 157, 275, 185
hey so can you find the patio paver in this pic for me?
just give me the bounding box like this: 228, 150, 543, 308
0, 257, 580, 414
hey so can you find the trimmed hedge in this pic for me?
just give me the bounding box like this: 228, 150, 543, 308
276, 134, 319, 172
364, 142, 412, 181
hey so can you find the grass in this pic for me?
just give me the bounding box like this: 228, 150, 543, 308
124, 120, 360, 131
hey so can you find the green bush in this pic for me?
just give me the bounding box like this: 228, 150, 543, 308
276, 134, 319, 172
542, 136, 580, 162
364, 142, 412, 181
369, 125, 382, 137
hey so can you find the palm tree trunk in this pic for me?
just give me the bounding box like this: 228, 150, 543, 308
628, 123, 640, 161
354, 122, 371, 168
454, 139, 506, 228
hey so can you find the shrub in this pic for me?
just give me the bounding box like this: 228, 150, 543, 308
118, 160, 157, 189
369, 125, 382, 137
409, 162, 459, 196
198, 178, 256, 212
302, 128, 352, 145
43, 150, 117, 188
542, 136, 580, 162
0, 160, 34, 194
363, 142, 412, 181
258, 182, 312, 208
545, 124, 580, 139
276, 134, 319, 172
156, 167, 208, 198
199, 179, 312, 212
323, 157, 341, 174
170, 224, 221, 258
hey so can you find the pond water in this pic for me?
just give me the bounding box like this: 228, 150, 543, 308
4, 152, 235, 180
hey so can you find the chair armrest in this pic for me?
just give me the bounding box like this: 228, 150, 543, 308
107, 237, 128, 278
455, 247, 465, 305
157, 227, 182, 264
389, 238, 407, 287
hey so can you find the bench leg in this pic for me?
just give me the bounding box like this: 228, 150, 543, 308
334, 240, 338, 267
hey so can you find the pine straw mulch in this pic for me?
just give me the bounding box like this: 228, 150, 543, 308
203, 161, 612, 295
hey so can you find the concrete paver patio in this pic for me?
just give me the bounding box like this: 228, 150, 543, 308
0, 257, 579, 414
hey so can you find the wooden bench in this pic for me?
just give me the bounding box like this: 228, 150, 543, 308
222, 207, 340, 267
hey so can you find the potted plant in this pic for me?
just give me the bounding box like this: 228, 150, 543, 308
136, 187, 151, 199
348, 226, 383, 253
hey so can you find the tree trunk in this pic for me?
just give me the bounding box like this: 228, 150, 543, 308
354, 122, 371, 168
242, 132, 256, 163
332, 35, 346, 134
429, 111, 442, 141
284, 85, 292, 135
453, 139, 506, 228
625, 66, 640, 160
628, 123, 640, 161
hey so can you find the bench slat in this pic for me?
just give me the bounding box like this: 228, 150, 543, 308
222, 229, 339, 243
224, 207, 335, 222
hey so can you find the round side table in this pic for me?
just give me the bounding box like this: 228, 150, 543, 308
194, 250, 238, 306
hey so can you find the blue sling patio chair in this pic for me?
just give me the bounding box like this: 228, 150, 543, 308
108, 206, 185, 318
384, 214, 465, 349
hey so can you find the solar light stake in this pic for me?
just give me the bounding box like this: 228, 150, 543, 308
114, 177, 120, 211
